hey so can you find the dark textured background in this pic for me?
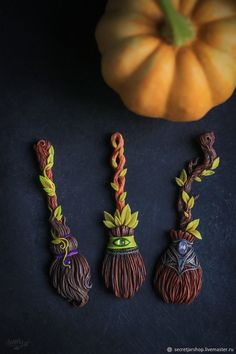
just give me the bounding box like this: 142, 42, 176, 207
0, 1, 235, 354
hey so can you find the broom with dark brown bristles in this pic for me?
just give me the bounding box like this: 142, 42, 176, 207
102, 132, 146, 298
34, 139, 92, 307
154, 132, 219, 304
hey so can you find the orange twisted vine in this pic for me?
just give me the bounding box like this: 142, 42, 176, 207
111, 133, 126, 213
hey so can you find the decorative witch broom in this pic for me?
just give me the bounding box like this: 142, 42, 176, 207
154, 132, 219, 304
34, 140, 92, 307
102, 132, 146, 298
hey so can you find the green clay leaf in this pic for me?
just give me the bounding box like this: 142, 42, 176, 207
203, 170, 215, 176
103, 220, 115, 229
180, 169, 187, 183
182, 191, 190, 204
121, 204, 129, 225
47, 152, 54, 166
104, 211, 115, 223
115, 215, 122, 226
114, 209, 121, 219
124, 204, 132, 225
110, 182, 119, 191
127, 212, 139, 228
175, 177, 184, 187
111, 159, 118, 168
130, 220, 138, 229
186, 219, 200, 232
39, 175, 53, 189
120, 168, 127, 177
189, 229, 202, 240
211, 157, 220, 170
195, 177, 202, 182
119, 192, 127, 202
54, 205, 62, 221
51, 238, 62, 245
43, 187, 55, 196
184, 211, 189, 218
49, 146, 54, 156
188, 196, 195, 209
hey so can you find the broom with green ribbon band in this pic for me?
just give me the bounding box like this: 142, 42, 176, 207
102, 132, 146, 298
34, 139, 92, 307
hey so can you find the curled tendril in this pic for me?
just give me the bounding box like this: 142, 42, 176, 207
51, 237, 71, 268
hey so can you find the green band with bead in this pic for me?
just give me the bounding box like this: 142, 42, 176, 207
107, 235, 137, 251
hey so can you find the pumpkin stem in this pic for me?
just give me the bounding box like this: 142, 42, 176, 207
159, 0, 196, 46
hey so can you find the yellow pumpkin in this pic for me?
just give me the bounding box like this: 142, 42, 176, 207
95, 0, 236, 121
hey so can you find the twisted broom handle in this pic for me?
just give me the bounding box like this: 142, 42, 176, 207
111, 133, 127, 213
34, 139, 71, 267
34, 140, 59, 213
177, 132, 217, 230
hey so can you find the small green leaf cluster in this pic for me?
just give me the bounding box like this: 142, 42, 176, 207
186, 219, 202, 239
175, 169, 187, 187
103, 204, 138, 229
39, 145, 56, 197
181, 182, 201, 239
195, 157, 220, 182
39, 175, 56, 196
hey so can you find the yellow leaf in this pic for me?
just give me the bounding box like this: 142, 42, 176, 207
180, 169, 187, 183
115, 216, 122, 226
188, 196, 195, 209
131, 220, 138, 229
49, 146, 54, 156
186, 219, 200, 232
110, 182, 118, 191
182, 191, 190, 204
195, 177, 202, 182
124, 205, 132, 225
39, 175, 53, 189
51, 238, 61, 245
119, 192, 127, 202
54, 205, 62, 221
111, 159, 118, 168
202, 170, 215, 177
184, 211, 189, 218
120, 168, 127, 177
189, 229, 202, 240
121, 204, 129, 225
103, 220, 115, 229
114, 209, 121, 219
211, 157, 220, 170
127, 212, 139, 228
175, 177, 184, 187
104, 211, 115, 223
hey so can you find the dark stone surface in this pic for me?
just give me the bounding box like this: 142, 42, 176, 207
0, 1, 235, 353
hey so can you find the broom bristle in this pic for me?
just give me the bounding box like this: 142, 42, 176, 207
49, 217, 92, 307
50, 252, 92, 307
154, 264, 202, 304
102, 249, 146, 299
154, 230, 202, 304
